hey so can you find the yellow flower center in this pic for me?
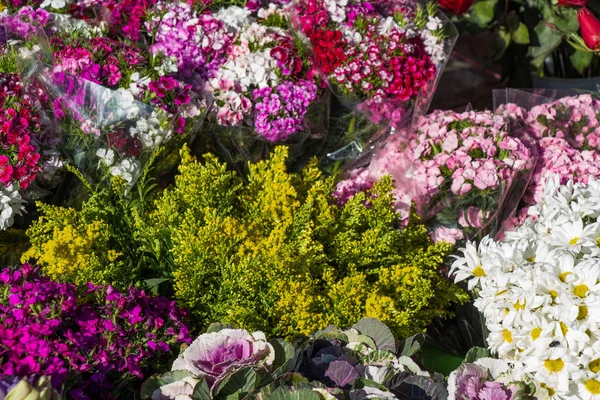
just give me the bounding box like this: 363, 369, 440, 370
472, 266, 486, 277
549, 290, 558, 299
560, 322, 568, 336
559, 272, 572, 283
504, 308, 510, 315
590, 359, 600, 373
569, 237, 580, 245
585, 380, 600, 395
544, 359, 565, 373
578, 306, 588, 320
514, 300, 526, 311
574, 284, 589, 298
503, 329, 513, 343
531, 327, 542, 341
526, 256, 535, 262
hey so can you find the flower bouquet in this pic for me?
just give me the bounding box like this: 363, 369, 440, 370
496, 90, 600, 207
335, 109, 536, 242
290, 0, 457, 162
144, 2, 330, 176
451, 175, 600, 398
13, 27, 204, 193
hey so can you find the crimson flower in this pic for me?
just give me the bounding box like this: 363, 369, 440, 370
578, 7, 600, 50
437, 0, 474, 15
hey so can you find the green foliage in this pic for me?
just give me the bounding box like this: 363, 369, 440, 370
22, 145, 467, 339
149, 146, 468, 338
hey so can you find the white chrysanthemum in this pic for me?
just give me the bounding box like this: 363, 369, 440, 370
451, 175, 600, 397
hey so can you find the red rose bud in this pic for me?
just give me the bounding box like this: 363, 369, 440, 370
578, 8, 600, 50
438, 0, 475, 15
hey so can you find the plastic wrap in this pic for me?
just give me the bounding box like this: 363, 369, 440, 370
335, 107, 538, 243
14, 32, 179, 191
289, 0, 458, 165
494, 88, 600, 213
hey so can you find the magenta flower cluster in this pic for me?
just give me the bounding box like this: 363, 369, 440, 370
145, 1, 233, 83
0, 264, 191, 398
252, 80, 318, 142
0, 6, 50, 39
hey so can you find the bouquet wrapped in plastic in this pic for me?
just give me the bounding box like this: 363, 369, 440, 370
11, 25, 205, 193
495, 89, 600, 207
335, 109, 536, 243
144, 2, 330, 176
290, 0, 457, 161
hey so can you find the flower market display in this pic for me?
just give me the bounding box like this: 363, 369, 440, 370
4, 0, 600, 399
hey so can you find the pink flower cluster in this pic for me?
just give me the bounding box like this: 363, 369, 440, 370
499, 95, 600, 204
51, 37, 145, 88
411, 110, 531, 201
334, 110, 534, 240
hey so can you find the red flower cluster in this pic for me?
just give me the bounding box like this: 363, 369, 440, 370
309, 30, 347, 75
0, 74, 41, 190
333, 23, 436, 103
270, 36, 304, 77
291, 0, 329, 36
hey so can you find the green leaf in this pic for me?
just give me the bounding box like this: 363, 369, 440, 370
143, 278, 170, 295
398, 334, 425, 357
464, 347, 491, 363
140, 370, 195, 399
193, 377, 211, 400
511, 22, 530, 45
263, 387, 321, 400
570, 50, 594, 74
494, 26, 512, 60
213, 368, 257, 399
528, 22, 563, 71
269, 338, 295, 371
352, 318, 396, 352
352, 378, 388, 391
469, 0, 498, 28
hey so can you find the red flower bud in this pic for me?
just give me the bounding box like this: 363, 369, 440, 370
558, 0, 588, 7
578, 8, 600, 50
437, 0, 474, 15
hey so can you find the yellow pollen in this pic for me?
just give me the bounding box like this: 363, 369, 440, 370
578, 305, 588, 320
574, 284, 589, 298
526, 256, 535, 262
590, 359, 600, 373
570, 237, 580, 245
514, 300, 526, 311
559, 272, 572, 283
544, 359, 565, 373
531, 327, 542, 341
585, 380, 600, 395
503, 329, 513, 343
472, 266, 486, 277
560, 322, 568, 336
